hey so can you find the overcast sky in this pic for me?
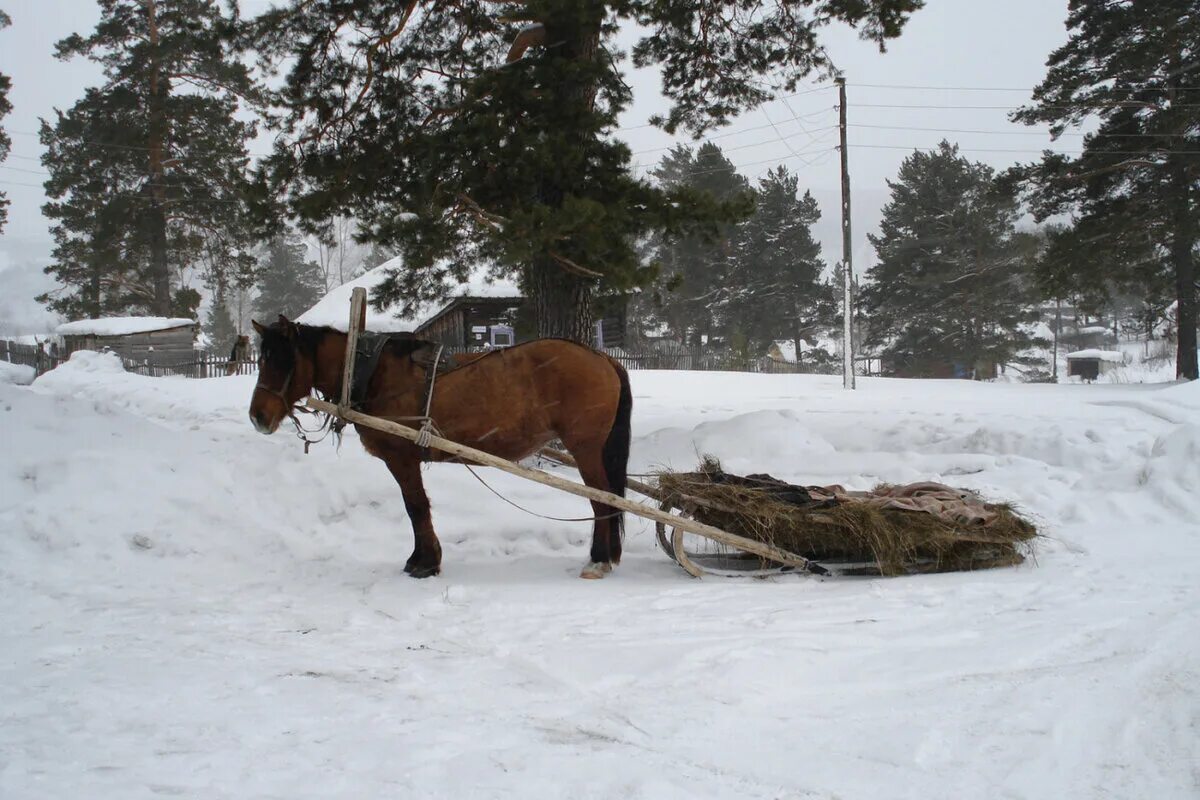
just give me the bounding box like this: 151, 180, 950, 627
0, 0, 1071, 332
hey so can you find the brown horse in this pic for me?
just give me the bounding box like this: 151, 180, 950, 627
247, 315, 632, 579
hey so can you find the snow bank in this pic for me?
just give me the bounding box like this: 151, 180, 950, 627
3, 367, 1199, 798
1139, 423, 1200, 514
0, 361, 35, 385
298, 257, 521, 332
56, 316, 195, 336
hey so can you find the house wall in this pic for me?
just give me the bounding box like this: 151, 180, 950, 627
63, 326, 196, 366
418, 299, 522, 349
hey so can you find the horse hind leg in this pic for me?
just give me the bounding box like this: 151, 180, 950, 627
570, 445, 618, 579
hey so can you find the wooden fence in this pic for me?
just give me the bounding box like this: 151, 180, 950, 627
1, 339, 258, 379
118, 352, 259, 379
603, 350, 825, 374
5, 338, 838, 380
1, 340, 64, 376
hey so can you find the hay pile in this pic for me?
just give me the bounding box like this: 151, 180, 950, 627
654, 459, 1038, 576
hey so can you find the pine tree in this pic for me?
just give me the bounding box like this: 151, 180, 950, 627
862, 142, 1042, 378
362, 241, 397, 272
0, 9, 12, 234
204, 289, 238, 354
247, 1, 921, 342
39, 0, 258, 319
647, 143, 753, 344
253, 237, 326, 320
726, 166, 833, 357
1012, 1, 1199, 380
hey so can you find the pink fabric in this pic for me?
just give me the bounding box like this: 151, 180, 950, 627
808, 482, 997, 527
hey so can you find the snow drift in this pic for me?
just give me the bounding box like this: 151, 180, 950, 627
2, 365, 1197, 799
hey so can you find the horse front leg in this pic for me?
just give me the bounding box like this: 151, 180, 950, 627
382, 453, 442, 578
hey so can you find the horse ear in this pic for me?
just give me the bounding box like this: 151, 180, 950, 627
251, 319, 266, 336
277, 314, 297, 338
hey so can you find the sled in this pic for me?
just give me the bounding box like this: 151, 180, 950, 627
306, 288, 1034, 579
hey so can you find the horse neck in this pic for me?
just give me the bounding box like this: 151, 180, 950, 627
306, 327, 350, 398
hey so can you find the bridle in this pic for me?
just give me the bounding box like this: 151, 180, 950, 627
252, 364, 294, 408
253, 342, 340, 451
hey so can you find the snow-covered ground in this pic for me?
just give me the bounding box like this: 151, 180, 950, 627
2, 354, 1198, 799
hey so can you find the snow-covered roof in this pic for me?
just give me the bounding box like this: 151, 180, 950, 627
297, 258, 522, 333
1066, 349, 1124, 363
56, 317, 195, 336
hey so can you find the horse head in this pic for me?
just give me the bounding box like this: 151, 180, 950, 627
248, 314, 316, 434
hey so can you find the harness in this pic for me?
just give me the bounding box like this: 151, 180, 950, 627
343, 333, 453, 450
255, 332, 457, 453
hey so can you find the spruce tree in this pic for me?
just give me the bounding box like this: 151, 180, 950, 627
647, 143, 753, 344
253, 237, 326, 320
862, 142, 1041, 378
362, 241, 397, 272
247, 0, 921, 342
40, 0, 257, 318
204, 290, 238, 354
1012, 0, 1199, 380
0, 9, 11, 234
727, 166, 833, 357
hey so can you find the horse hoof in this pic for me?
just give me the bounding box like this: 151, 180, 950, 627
579, 562, 612, 579
407, 564, 441, 579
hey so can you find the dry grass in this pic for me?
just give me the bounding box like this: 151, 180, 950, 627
654, 459, 1038, 576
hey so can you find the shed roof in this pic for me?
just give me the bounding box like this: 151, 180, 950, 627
1066, 349, 1124, 363
297, 258, 521, 332
56, 317, 195, 337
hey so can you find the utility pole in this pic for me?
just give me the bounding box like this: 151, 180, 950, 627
837, 76, 856, 390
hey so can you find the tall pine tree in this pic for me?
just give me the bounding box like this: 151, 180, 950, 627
0, 9, 11, 234
863, 142, 1041, 378
253, 236, 326, 320
1012, 1, 1199, 380
647, 143, 753, 344
39, 0, 258, 319
247, 1, 921, 342
726, 166, 833, 357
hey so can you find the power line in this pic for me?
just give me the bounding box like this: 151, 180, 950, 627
853, 101, 1200, 110
849, 82, 1034, 92
848, 142, 1200, 155
631, 124, 837, 157
847, 122, 1199, 138
632, 146, 838, 180
849, 81, 1188, 94
0, 178, 247, 204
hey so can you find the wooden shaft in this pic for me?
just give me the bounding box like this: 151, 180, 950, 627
536, 446, 661, 501
339, 287, 367, 414
306, 397, 821, 575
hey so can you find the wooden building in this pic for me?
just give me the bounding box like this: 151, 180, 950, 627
1066, 349, 1125, 382
415, 296, 523, 350
414, 295, 627, 350
57, 317, 197, 366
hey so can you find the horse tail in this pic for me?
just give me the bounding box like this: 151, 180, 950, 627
601, 358, 633, 538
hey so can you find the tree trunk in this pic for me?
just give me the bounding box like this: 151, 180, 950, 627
527, 4, 602, 343
145, 0, 172, 316
1053, 297, 1061, 380
529, 256, 594, 343
1170, 154, 1197, 380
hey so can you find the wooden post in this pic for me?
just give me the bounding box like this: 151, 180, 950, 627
305, 396, 823, 576
837, 76, 856, 391
340, 287, 367, 413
